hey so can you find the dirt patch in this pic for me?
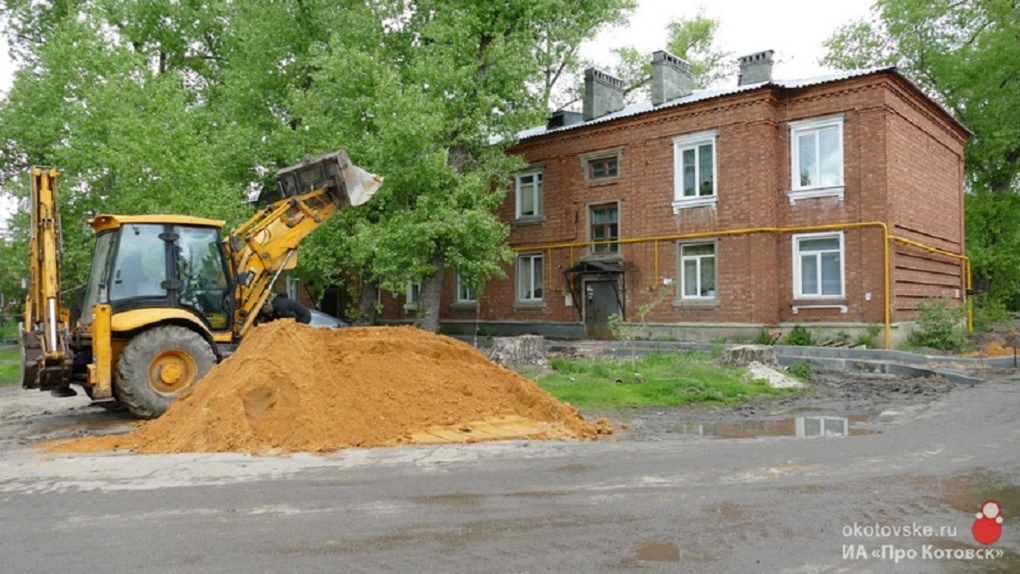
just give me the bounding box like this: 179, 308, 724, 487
50, 322, 607, 455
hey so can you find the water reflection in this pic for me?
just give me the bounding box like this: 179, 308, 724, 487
676, 414, 874, 439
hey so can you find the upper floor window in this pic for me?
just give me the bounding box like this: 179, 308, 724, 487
588, 156, 619, 179
680, 242, 716, 299
517, 253, 544, 302
580, 148, 623, 183
673, 130, 718, 211
789, 115, 844, 202
793, 233, 844, 298
590, 203, 619, 255
515, 169, 543, 219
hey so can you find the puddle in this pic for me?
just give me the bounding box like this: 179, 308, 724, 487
674, 414, 875, 439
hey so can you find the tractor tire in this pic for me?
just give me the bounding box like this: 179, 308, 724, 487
114, 326, 217, 419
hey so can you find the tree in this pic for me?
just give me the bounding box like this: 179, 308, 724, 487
0, 0, 635, 332
822, 0, 1020, 303
594, 11, 733, 106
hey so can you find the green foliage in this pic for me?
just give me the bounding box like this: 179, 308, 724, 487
971, 293, 1012, 332
786, 361, 813, 381
540, 352, 803, 408
752, 329, 780, 345
596, 11, 732, 105
664, 10, 734, 87
782, 325, 815, 346
0, 0, 636, 328
0, 345, 18, 387
608, 288, 670, 342
907, 297, 968, 351
823, 0, 1020, 306
854, 325, 882, 348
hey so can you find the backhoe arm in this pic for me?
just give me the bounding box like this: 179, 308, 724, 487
20, 167, 73, 393
226, 150, 382, 337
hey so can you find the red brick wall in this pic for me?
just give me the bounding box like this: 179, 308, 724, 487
382, 71, 968, 335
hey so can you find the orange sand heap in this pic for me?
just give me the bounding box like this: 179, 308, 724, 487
58, 322, 606, 455
964, 340, 1018, 358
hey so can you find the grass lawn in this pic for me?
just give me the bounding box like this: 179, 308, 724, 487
0, 345, 19, 387
533, 351, 806, 409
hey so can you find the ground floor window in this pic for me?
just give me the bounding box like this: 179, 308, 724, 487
517, 253, 544, 302
793, 233, 844, 297
405, 282, 421, 310
456, 273, 477, 304
680, 242, 716, 299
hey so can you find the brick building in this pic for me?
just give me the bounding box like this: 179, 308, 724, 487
381, 50, 970, 346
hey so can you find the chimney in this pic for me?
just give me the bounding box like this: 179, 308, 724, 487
738, 50, 775, 86
651, 50, 694, 105
583, 67, 626, 121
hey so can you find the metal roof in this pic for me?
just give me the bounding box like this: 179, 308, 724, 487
518, 67, 952, 141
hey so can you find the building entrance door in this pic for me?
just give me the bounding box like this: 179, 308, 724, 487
585, 280, 621, 340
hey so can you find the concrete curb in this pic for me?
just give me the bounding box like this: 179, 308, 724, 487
537, 340, 1006, 386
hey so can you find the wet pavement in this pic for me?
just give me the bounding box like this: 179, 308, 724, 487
0, 372, 1017, 572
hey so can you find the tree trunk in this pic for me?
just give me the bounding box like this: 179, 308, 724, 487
419, 255, 445, 333
354, 279, 379, 326
489, 335, 549, 371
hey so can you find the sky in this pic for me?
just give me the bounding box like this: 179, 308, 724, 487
583, 0, 876, 83
0, 0, 877, 228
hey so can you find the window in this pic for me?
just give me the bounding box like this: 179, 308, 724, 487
588, 156, 618, 179
456, 273, 477, 304
109, 224, 168, 301
790, 116, 844, 201
405, 282, 421, 310
672, 130, 718, 211
517, 253, 544, 302
590, 203, 619, 255
175, 225, 230, 330
580, 148, 623, 182
793, 233, 844, 298
680, 243, 716, 299
515, 169, 543, 219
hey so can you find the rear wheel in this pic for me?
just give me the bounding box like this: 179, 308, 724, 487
114, 326, 217, 419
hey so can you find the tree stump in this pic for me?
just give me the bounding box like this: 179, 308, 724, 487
716, 345, 778, 368
488, 335, 549, 370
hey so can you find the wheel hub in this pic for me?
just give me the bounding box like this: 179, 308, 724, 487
148, 351, 198, 394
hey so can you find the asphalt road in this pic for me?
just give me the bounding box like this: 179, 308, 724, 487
0, 375, 1017, 573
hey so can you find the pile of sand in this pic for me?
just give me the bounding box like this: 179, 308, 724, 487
57, 322, 606, 455
965, 340, 1018, 358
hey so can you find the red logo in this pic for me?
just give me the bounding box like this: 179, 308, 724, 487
972, 500, 1003, 545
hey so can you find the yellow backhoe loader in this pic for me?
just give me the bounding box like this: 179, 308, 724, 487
19, 150, 381, 418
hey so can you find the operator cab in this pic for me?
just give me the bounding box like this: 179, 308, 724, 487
79, 215, 233, 332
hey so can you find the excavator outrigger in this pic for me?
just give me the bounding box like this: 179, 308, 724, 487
19, 150, 381, 418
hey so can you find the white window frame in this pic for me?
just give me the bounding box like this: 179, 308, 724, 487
517, 253, 544, 303
793, 232, 845, 299
455, 273, 477, 304
679, 241, 717, 300
672, 130, 718, 212
404, 281, 421, 310
789, 115, 844, 203
515, 168, 543, 219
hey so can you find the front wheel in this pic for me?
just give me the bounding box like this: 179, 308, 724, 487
114, 326, 217, 419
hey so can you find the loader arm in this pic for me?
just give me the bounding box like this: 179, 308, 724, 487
20, 167, 73, 393
226, 150, 382, 338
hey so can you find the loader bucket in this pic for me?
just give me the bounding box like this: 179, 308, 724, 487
275, 150, 383, 207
